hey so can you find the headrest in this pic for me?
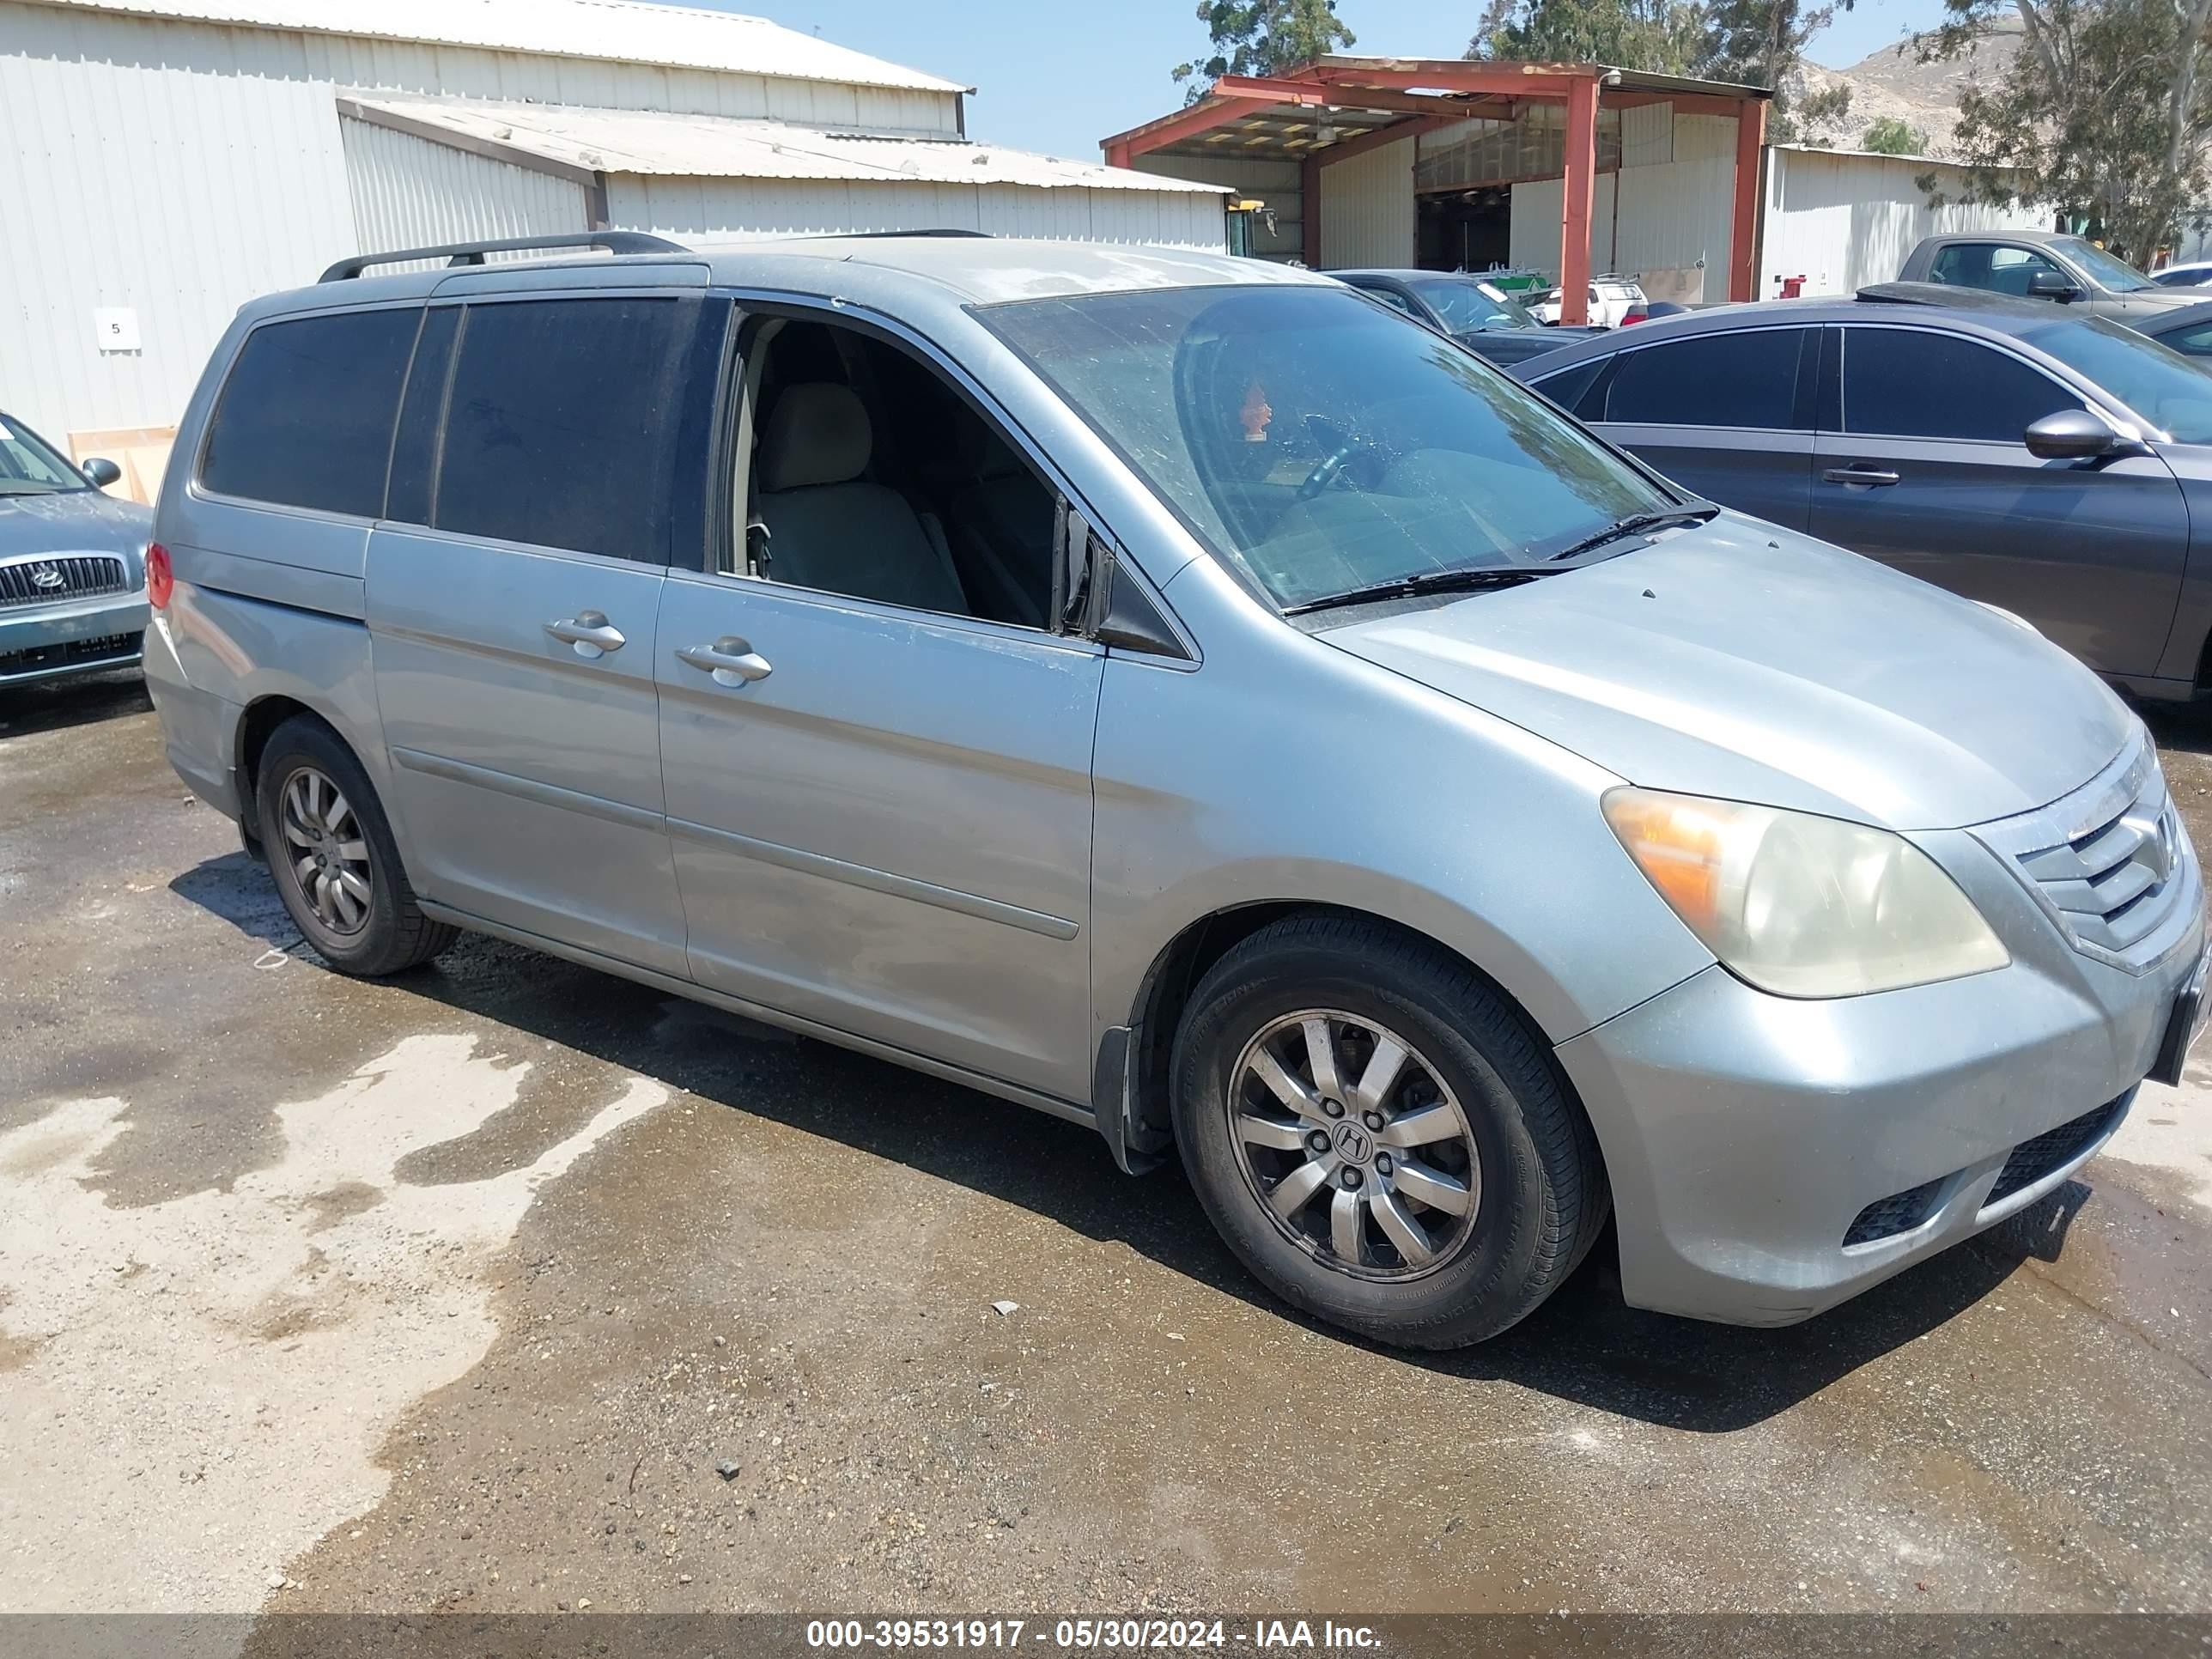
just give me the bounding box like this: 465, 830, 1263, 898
760, 383, 872, 491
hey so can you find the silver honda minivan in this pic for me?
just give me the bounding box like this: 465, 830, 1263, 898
146, 233, 2209, 1348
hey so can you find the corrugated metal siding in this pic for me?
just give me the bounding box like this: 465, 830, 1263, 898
341, 117, 586, 265
606, 177, 1227, 249
1509, 118, 1741, 300
1, 0, 969, 441
1674, 112, 1737, 162
1134, 154, 1304, 262
1, 3, 356, 441
343, 98, 1224, 192
1318, 137, 1414, 269
1619, 102, 1673, 168
1759, 148, 2049, 297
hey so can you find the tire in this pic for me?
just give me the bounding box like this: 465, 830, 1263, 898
1170, 914, 1608, 1349
254, 716, 455, 976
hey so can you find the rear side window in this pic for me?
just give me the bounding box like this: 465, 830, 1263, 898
200, 308, 420, 516
434, 298, 688, 564
1929, 243, 2063, 295
2163, 319, 2212, 356
1842, 328, 2075, 441
1602, 330, 1806, 428
1528, 360, 1605, 417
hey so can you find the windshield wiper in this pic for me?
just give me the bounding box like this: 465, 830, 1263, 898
1284, 566, 1551, 617
1547, 507, 1718, 563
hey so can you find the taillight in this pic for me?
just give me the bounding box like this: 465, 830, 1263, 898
1621, 306, 1648, 325
147, 543, 173, 610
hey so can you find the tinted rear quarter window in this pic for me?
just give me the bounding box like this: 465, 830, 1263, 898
1602, 329, 1805, 428
2158, 319, 2212, 356
434, 298, 687, 564
201, 308, 421, 515
1843, 328, 2075, 441
1528, 359, 1606, 417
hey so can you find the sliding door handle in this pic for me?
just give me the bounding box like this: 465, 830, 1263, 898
677, 636, 774, 685
545, 611, 627, 658
1822, 465, 1900, 488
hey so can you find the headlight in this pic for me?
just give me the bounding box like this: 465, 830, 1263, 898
1602, 788, 2008, 998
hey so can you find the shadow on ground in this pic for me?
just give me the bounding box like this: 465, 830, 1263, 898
0, 670, 150, 742
170, 849, 2081, 1437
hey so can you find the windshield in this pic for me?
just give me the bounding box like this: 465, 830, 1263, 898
1407, 276, 1535, 333
977, 285, 1674, 609
2023, 317, 2212, 443
2058, 237, 2155, 294
0, 412, 88, 496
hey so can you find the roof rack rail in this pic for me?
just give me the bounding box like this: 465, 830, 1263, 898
319, 231, 689, 283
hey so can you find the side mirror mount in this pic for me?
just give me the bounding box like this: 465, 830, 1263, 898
81, 456, 122, 489
2027, 269, 2085, 302
2024, 408, 2132, 460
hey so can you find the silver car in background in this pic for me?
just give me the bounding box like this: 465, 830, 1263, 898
144, 234, 2207, 1347
1, 410, 151, 689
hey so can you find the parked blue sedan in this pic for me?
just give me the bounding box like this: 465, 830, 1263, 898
1, 410, 152, 690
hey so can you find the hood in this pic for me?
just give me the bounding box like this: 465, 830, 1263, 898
0, 489, 153, 566
2112, 288, 2204, 313
1321, 516, 2134, 830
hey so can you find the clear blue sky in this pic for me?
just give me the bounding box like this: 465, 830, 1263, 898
688, 0, 1954, 157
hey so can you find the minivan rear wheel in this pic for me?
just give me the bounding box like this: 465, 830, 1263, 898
256, 717, 454, 976
1170, 915, 1607, 1348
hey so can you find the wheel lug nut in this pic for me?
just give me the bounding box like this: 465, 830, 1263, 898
1376, 1153, 1393, 1176
1340, 1167, 1363, 1189
1364, 1111, 1385, 1132
1306, 1130, 1330, 1154
1322, 1099, 1344, 1119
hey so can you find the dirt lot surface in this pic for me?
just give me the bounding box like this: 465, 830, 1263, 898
3, 672, 2209, 1637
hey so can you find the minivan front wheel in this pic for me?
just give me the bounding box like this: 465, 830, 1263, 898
256, 717, 454, 976
1170, 916, 1607, 1348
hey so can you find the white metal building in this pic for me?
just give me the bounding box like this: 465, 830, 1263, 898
0, 0, 1227, 478
1756, 144, 2045, 299
1115, 64, 2043, 307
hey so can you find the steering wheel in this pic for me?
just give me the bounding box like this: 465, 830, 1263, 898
1296, 414, 1370, 502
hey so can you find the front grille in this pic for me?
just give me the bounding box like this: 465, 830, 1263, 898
0, 554, 130, 610
1984, 1097, 2126, 1207
0, 631, 141, 678
1973, 730, 2193, 969
1843, 1176, 1947, 1247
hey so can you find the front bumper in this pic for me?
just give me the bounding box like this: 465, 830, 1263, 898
0, 591, 149, 685
1556, 815, 2205, 1328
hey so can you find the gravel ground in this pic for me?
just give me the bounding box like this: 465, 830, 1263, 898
1, 672, 2208, 1637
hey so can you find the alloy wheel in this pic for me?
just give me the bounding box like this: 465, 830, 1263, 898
278, 766, 374, 938
1228, 1009, 1482, 1281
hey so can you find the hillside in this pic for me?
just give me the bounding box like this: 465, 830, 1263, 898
1790, 15, 2024, 157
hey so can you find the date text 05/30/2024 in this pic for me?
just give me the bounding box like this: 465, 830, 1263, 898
805, 1620, 1382, 1650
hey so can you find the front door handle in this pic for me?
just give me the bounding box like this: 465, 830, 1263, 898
1822, 465, 1901, 488
676, 635, 774, 686
545, 611, 627, 659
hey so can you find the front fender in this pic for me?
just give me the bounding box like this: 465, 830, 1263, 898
1088, 561, 1716, 1060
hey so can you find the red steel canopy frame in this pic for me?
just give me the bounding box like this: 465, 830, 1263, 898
1102, 58, 1773, 326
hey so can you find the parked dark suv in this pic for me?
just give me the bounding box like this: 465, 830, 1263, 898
1517, 287, 2212, 699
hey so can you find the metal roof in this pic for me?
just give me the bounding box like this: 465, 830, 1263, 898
1102, 56, 1772, 164
33, 0, 970, 94
1299, 56, 1772, 102
341, 95, 1229, 193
